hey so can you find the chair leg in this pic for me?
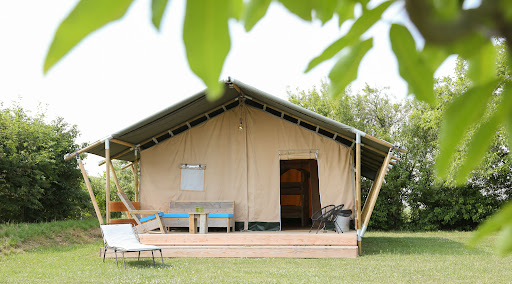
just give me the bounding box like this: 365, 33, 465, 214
309, 221, 316, 233
122, 251, 126, 270
115, 250, 118, 266
160, 249, 164, 265
138, 251, 141, 261
152, 250, 155, 265
103, 247, 107, 263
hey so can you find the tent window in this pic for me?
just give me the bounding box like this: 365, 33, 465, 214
180, 164, 206, 191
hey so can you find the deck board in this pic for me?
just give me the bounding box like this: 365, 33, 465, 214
139, 230, 357, 246
102, 230, 358, 259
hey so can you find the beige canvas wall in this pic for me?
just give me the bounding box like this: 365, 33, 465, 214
139, 105, 353, 223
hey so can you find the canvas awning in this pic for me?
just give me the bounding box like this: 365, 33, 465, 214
66, 79, 403, 180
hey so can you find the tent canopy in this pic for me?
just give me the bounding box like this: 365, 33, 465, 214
70, 79, 402, 180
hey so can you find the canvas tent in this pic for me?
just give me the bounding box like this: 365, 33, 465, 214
67, 79, 404, 242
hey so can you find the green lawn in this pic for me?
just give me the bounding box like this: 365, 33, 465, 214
0, 230, 510, 283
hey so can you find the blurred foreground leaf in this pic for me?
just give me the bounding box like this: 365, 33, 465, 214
183, 0, 231, 98
436, 81, 497, 178
328, 39, 372, 97
151, 0, 169, 31
44, 0, 134, 73
390, 24, 435, 105
470, 201, 512, 255
305, 1, 391, 72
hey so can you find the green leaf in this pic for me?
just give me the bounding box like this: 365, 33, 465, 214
278, 0, 313, 21
183, 0, 231, 99
390, 24, 435, 105
328, 39, 373, 97
151, 0, 169, 31
243, 0, 271, 32
421, 44, 449, 74
497, 223, 512, 255
447, 33, 487, 59
502, 85, 512, 153
470, 201, 512, 248
432, 0, 459, 20
229, 0, 244, 20
305, 1, 391, 72
312, 0, 337, 24
500, 0, 512, 22
44, 0, 134, 73
455, 84, 512, 183
454, 114, 501, 184
467, 41, 497, 86
335, 0, 356, 25
436, 81, 497, 178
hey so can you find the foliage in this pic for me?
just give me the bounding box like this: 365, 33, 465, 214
289, 61, 512, 232
45, 0, 512, 252
0, 104, 89, 222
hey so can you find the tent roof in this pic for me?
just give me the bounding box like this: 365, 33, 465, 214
70, 79, 401, 180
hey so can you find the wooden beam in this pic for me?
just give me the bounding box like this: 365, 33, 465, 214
64, 140, 104, 161
361, 152, 393, 231
107, 159, 123, 193
110, 138, 135, 148
131, 161, 140, 202
105, 139, 111, 224
98, 148, 133, 166
364, 134, 394, 148
355, 135, 362, 255
77, 155, 103, 224
121, 162, 133, 170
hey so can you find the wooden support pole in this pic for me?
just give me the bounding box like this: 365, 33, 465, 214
105, 139, 111, 224
110, 138, 135, 148
77, 154, 103, 225
355, 134, 362, 255
121, 162, 133, 170
131, 161, 140, 202
107, 159, 123, 193
64, 140, 104, 161
98, 148, 132, 166
361, 151, 393, 232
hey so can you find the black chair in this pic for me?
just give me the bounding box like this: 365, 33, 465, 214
309, 204, 345, 234
328, 204, 345, 233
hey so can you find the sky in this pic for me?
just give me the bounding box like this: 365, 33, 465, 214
0, 1, 456, 175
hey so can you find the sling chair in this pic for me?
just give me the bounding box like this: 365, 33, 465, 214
117, 190, 166, 234
309, 204, 345, 234
100, 224, 164, 269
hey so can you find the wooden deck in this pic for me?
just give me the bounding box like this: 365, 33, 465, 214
102, 230, 358, 258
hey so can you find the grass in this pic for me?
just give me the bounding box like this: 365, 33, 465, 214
0, 218, 100, 254
0, 222, 511, 283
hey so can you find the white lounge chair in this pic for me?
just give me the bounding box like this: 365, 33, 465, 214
100, 224, 164, 269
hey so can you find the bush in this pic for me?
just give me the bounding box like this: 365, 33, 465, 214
0, 105, 89, 222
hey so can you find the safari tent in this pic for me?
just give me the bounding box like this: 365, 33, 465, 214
67, 78, 403, 257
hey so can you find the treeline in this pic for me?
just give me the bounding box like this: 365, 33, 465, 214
0, 105, 90, 222
288, 56, 512, 231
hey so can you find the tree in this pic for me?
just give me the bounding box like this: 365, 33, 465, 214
289, 83, 408, 230
44, 0, 512, 253
0, 104, 89, 222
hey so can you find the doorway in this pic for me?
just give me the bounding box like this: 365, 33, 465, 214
280, 159, 320, 229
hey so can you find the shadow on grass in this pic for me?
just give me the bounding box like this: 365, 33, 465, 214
362, 236, 486, 256
108, 259, 167, 269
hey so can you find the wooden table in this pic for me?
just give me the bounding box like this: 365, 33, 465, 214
188, 212, 208, 234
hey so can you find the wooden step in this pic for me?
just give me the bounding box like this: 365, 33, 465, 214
138, 231, 357, 247
101, 245, 358, 258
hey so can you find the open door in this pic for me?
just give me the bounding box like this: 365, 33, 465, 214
280, 159, 320, 229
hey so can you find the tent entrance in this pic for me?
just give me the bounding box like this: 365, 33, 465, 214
280, 159, 320, 230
